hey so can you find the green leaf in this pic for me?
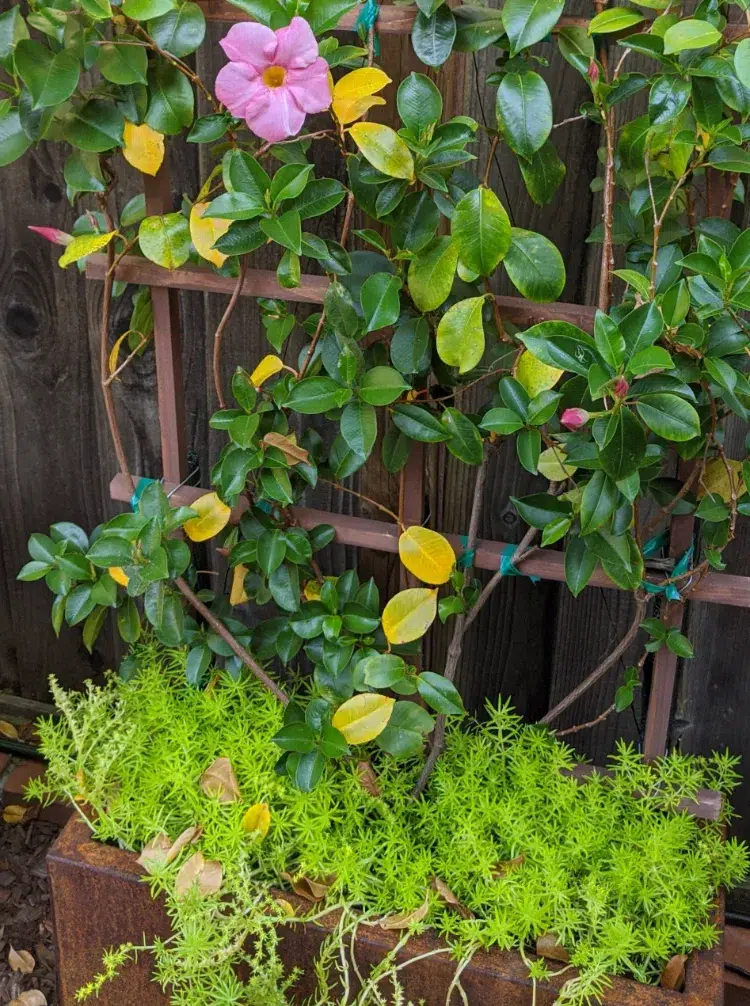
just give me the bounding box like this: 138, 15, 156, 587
260, 468, 294, 505
407, 236, 459, 313
287, 750, 326, 791
391, 191, 440, 252
64, 99, 124, 152
117, 597, 141, 644
516, 427, 541, 473
478, 407, 525, 435
97, 38, 148, 85
636, 393, 701, 441
451, 186, 511, 276
411, 6, 456, 67
360, 653, 407, 688
0, 7, 29, 69
707, 145, 750, 173
288, 178, 346, 220
287, 376, 350, 414
82, 605, 107, 653
382, 429, 411, 472
350, 122, 414, 181
599, 407, 647, 480
518, 139, 566, 205
436, 296, 486, 374
663, 19, 721, 54
580, 470, 619, 534
148, 2, 205, 57
397, 72, 443, 139
223, 149, 270, 201
649, 75, 691, 126
627, 346, 674, 376
735, 38, 750, 90
564, 537, 597, 596
519, 321, 599, 377
511, 492, 572, 528
503, 227, 565, 303
594, 311, 625, 370
260, 209, 301, 254
270, 163, 313, 205
375, 700, 433, 758
496, 71, 552, 159
392, 403, 451, 442
187, 112, 230, 143
269, 562, 300, 612
305, 0, 357, 32
442, 407, 484, 464
18, 560, 53, 582
0, 110, 31, 167
665, 628, 694, 658
359, 367, 409, 405
502, 0, 564, 55
138, 213, 190, 269
273, 722, 316, 753
417, 671, 465, 715
361, 272, 402, 333
15, 40, 80, 108
86, 536, 133, 568
588, 6, 645, 33
340, 401, 377, 456
121, 0, 175, 17
145, 59, 194, 134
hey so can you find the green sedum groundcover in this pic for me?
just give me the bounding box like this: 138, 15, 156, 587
29, 642, 748, 1005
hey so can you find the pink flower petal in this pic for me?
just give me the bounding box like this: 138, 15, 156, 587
216, 62, 262, 118
219, 22, 277, 69
245, 86, 306, 142
286, 59, 332, 113
273, 16, 319, 69
28, 225, 72, 246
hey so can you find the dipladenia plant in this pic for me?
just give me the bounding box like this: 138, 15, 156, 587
7, 0, 750, 996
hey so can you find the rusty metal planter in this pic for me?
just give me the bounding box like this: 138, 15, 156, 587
48, 817, 725, 1006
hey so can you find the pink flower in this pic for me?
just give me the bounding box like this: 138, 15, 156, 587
215, 17, 332, 144
612, 377, 629, 398
587, 60, 599, 84
28, 225, 72, 246
561, 408, 589, 431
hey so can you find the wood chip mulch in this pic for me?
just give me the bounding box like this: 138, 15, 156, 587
0, 818, 59, 1006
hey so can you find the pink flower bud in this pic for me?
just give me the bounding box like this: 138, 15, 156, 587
561, 408, 589, 431
28, 225, 72, 246
613, 377, 629, 398
587, 60, 600, 84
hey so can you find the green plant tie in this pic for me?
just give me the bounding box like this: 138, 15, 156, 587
355, 0, 380, 57
500, 542, 541, 583
640, 533, 694, 601
130, 477, 157, 512
456, 534, 476, 570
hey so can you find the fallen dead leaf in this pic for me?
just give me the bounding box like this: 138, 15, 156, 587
10, 993, 47, 1006
262, 432, 309, 465
660, 953, 687, 991
491, 853, 525, 879
431, 877, 474, 919
280, 871, 336, 902
200, 757, 241, 803
9, 947, 35, 973
356, 761, 381, 798
536, 933, 569, 963
273, 898, 295, 918
3, 805, 29, 825
175, 851, 223, 898
166, 825, 202, 864
0, 719, 19, 739
380, 892, 430, 930
137, 834, 172, 872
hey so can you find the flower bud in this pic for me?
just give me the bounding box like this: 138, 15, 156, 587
28, 225, 72, 246
561, 408, 589, 431
612, 377, 629, 398
587, 60, 600, 84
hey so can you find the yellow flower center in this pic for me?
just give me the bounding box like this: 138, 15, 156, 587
262, 66, 286, 88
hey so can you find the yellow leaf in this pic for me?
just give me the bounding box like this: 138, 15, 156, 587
333, 95, 386, 125
184, 492, 231, 542
304, 576, 337, 601
230, 564, 249, 606
190, 201, 231, 268
274, 897, 295, 917
58, 231, 116, 268
537, 447, 577, 482
250, 354, 285, 388
3, 805, 28, 825
122, 120, 165, 176
382, 588, 437, 645
331, 693, 395, 744
108, 331, 130, 377
698, 458, 744, 501
349, 122, 414, 181
515, 351, 563, 398
109, 566, 129, 587
242, 802, 271, 839
333, 67, 390, 124
398, 526, 456, 585
0, 720, 19, 740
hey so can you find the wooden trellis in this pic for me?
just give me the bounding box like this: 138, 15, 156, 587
87, 2, 748, 763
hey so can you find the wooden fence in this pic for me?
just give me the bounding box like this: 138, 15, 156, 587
1, 0, 750, 846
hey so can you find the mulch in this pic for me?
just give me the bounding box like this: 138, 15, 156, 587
0, 818, 59, 1006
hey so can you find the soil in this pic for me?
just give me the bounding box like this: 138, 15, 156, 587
0, 818, 58, 1006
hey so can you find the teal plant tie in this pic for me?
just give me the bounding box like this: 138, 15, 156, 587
500, 542, 541, 583
355, 0, 380, 57
130, 476, 156, 512
456, 534, 476, 570
642, 531, 668, 559
641, 537, 695, 601
256, 499, 272, 514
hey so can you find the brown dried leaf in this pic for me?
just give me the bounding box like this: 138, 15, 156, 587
380, 892, 430, 930
0, 719, 19, 739
356, 761, 381, 798
197, 859, 223, 896
166, 825, 202, 865
200, 757, 241, 803
175, 852, 223, 898
491, 854, 525, 879
9, 947, 35, 974
263, 432, 309, 466
137, 834, 172, 872
431, 877, 474, 919
535, 933, 569, 963
280, 871, 336, 902
10, 993, 47, 1006
660, 954, 687, 991
3, 805, 29, 825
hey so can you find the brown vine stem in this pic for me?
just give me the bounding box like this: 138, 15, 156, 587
483, 135, 499, 186
213, 256, 248, 408
103, 333, 150, 386
99, 200, 134, 495
642, 459, 703, 538
539, 593, 647, 726
411, 455, 489, 798
174, 576, 289, 704
554, 649, 647, 738
598, 106, 616, 311
321, 477, 404, 528
130, 23, 219, 111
